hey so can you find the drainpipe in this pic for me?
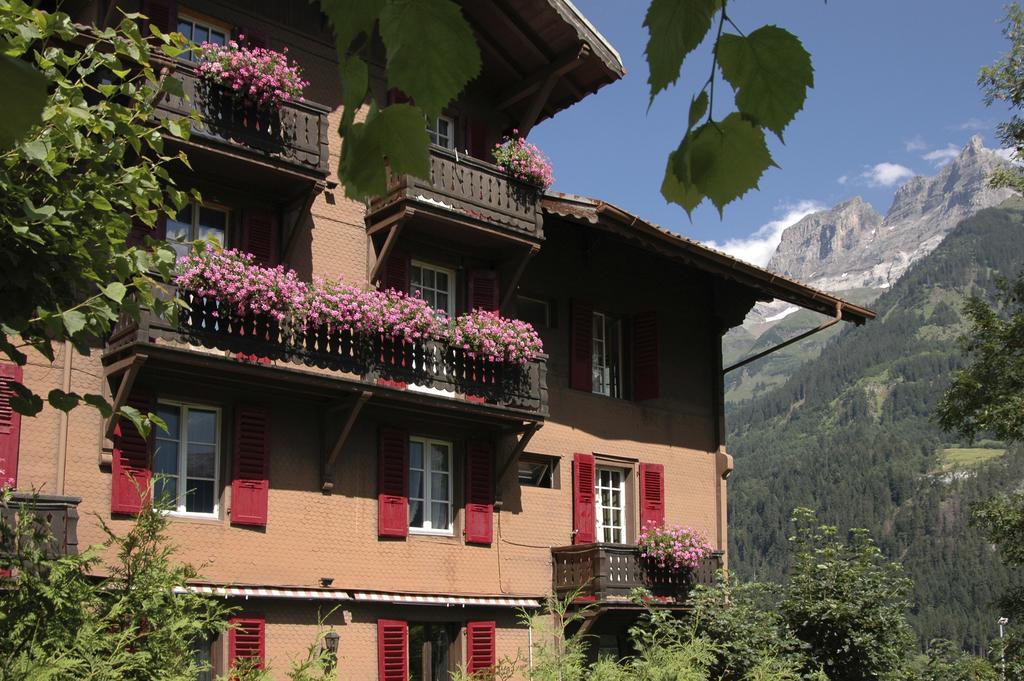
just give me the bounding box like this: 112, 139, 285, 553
56, 341, 73, 494
723, 302, 845, 374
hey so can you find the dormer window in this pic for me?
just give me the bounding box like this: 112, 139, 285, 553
427, 115, 455, 150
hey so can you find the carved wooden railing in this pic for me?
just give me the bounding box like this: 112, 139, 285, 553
551, 543, 723, 604
1, 493, 82, 562
152, 59, 330, 176
369, 145, 544, 239
107, 287, 548, 415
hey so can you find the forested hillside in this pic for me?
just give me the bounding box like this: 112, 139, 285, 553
726, 202, 1024, 652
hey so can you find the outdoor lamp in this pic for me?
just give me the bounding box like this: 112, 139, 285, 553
323, 630, 340, 671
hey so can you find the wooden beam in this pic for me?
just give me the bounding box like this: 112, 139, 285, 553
500, 245, 540, 312
496, 421, 542, 490
497, 43, 589, 111
321, 391, 371, 492
103, 353, 148, 441
368, 221, 403, 286
282, 182, 324, 264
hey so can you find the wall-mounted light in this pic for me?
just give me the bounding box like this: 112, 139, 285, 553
323, 630, 340, 673
320, 577, 334, 587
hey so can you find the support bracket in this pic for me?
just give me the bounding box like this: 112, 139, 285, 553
495, 421, 542, 490
723, 302, 844, 374
500, 244, 540, 312
282, 181, 325, 264
368, 221, 404, 286
322, 391, 371, 493
103, 353, 148, 441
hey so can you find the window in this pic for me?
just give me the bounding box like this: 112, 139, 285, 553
409, 437, 452, 533
191, 637, 215, 681
516, 295, 552, 329
153, 402, 220, 516
177, 14, 228, 60
167, 203, 228, 258
592, 312, 623, 398
518, 455, 556, 488
427, 115, 455, 149
409, 623, 456, 681
595, 466, 626, 543
410, 261, 455, 316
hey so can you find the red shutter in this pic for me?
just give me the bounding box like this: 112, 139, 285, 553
387, 88, 411, 105
633, 312, 659, 400
465, 441, 494, 544
639, 463, 665, 530
378, 619, 408, 681
572, 453, 596, 544
466, 621, 497, 677
111, 392, 155, 515
382, 251, 411, 294
242, 209, 280, 267
468, 270, 500, 312
231, 406, 270, 527
469, 118, 490, 159
569, 299, 593, 392
229, 614, 266, 669
378, 427, 409, 538
142, 0, 177, 33
0, 364, 23, 489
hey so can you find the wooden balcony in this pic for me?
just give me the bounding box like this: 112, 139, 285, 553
106, 287, 548, 417
368, 145, 544, 241
551, 543, 723, 605
153, 60, 330, 178
1, 493, 81, 561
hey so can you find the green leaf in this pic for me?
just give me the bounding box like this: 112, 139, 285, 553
147, 412, 168, 434
688, 91, 709, 129
162, 74, 185, 98
0, 55, 47, 147
166, 118, 186, 138
119, 405, 149, 438
717, 26, 813, 140
91, 195, 113, 211
644, 0, 721, 103
339, 57, 369, 132
661, 149, 705, 215
378, 0, 481, 118
101, 281, 127, 303
340, 103, 431, 200
84, 393, 114, 418
321, 0, 385, 53
22, 198, 55, 220
61, 309, 87, 335
684, 113, 777, 215
23, 139, 47, 161
48, 389, 81, 412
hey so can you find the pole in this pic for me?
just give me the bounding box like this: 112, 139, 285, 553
999, 616, 1008, 681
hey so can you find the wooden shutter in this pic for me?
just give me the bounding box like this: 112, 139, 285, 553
465, 441, 494, 544
111, 392, 155, 515
639, 463, 665, 530
569, 299, 593, 392
228, 614, 266, 669
572, 453, 596, 544
633, 311, 660, 400
377, 619, 408, 681
0, 364, 22, 489
142, 0, 177, 33
378, 428, 409, 538
468, 119, 490, 159
231, 406, 270, 527
242, 209, 280, 267
468, 270, 500, 312
382, 250, 411, 293
466, 621, 497, 677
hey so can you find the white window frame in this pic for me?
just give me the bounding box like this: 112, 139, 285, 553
167, 202, 229, 258
517, 295, 551, 328
154, 400, 221, 518
177, 13, 229, 61
410, 260, 456, 316
592, 312, 623, 398
427, 114, 455, 149
595, 466, 626, 544
408, 436, 454, 536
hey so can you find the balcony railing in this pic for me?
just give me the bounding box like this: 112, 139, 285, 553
1, 493, 82, 561
551, 543, 723, 604
153, 60, 330, 176
369, 146, 544, 239
107, 287, 548, 415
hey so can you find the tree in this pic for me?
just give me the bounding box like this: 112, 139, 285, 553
979, 2, 1024, 193
0, 2, 195, 432
317, 0, 812, 216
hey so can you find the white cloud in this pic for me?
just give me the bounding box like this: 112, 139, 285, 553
996, 147, 1018, 162
703, 200, 826, 267
955, 117, 990, 131
904, 135, 928, 152
921, 143, 960, 166
837, 175, 849, 185
861, 162, 916, 187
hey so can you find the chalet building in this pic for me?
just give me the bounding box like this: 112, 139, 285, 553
3, 0, 874, 678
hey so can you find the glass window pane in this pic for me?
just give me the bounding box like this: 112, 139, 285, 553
430, 444, 449, 473
431, 502, 450, 530
153, 440, 179, 476
422, 268, 435, 289
435, 271, 448, 291
188, 409, 217, 444
409, 499, 424, 527
210, 30, 226, 46
187, 444, 216, 479
411, 266, 422, 287
177, 20, 193, 40
155, 475, 178, 506
194, 25, 209, 45
409, 469, 423, 499
198, 206, 227, 231
435, 292, 449, 314
166, 219, 191, 244
431, 472, 449, 501
185, 479, 215, 513
410, 441, 423, 469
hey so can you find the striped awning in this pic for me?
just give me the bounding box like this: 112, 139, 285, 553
174, 585, 352, 601
352, 591, 541, 608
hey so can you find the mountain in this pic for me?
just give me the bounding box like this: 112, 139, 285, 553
726, 202, 1024, 651
768, 136, 1015, 291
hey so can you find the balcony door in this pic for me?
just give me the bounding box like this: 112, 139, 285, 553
595, 466, 626, 544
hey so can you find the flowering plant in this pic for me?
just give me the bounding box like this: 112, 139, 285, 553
195, 38, 309, 109
362, 288, 448, 342
638, 523, 712, 572
303, 276, 366, 333
492, 132, 554, 189
449, 309, 544, 364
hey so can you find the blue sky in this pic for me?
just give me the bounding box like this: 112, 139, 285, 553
530, 1, 1015, 266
